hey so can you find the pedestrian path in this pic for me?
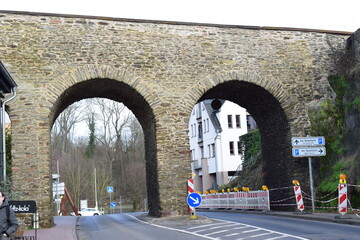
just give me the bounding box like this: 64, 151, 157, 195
23, 216, 77, 240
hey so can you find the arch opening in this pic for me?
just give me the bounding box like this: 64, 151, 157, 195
50, 78, 160, 217
198, 80, 293, 190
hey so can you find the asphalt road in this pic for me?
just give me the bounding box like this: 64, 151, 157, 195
76, 211, 360, 240
76, 213, 198, 240
198, 211, 360, 240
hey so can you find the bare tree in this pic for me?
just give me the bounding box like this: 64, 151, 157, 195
51, 98, 147, 212
51, 102, 85, 172
86, 99, 130, 196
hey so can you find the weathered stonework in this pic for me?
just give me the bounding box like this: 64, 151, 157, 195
0, 11, 353, 227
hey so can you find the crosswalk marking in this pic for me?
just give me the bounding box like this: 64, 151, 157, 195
184, 218, 308, 240
266, 236, 288, 240
194, 224, 238, 233
205, 229, 229, 236
128, 213, 308, 240
224, 233, 241, 237
242, 229, 261, 233
248, 232, 272, 238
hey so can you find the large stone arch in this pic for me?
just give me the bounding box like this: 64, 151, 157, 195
188, 70, 300, 191
48, 65, 162, 217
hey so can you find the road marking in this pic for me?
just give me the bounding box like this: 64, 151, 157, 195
242, 229, 261, 233
204, 229, 229, 236
188, 222, 235, 230
224, 232, 240, 237
233, 226, 249, 230
194, 224, 238, 233
266, 236, 287, 240
127, 213, 308, 240
248, 232, 272, 238
214, 219, 309, 240
126, 214, 217, 239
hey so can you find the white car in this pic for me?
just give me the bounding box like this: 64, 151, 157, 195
78, 208, 101, 216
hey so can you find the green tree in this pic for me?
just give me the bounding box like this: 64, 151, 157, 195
85, 114, 96, 158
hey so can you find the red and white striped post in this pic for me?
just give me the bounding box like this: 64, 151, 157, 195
293, 180, 304, 212
187, 178, 195, 214
338, 173, 347, 215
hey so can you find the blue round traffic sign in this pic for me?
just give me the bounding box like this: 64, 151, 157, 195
187, 192, 202, 208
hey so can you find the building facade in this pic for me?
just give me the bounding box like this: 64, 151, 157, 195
188, 99, 248, 193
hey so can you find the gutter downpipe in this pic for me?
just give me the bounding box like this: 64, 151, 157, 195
1, 87, 17, 181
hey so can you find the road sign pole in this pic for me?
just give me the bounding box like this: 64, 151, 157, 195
109, 192, 112, 214
308, 156, 315, 213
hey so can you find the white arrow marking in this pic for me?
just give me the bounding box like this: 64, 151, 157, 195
189, 196, 199, 204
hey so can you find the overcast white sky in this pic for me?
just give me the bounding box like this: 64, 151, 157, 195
1, 0, 359, 32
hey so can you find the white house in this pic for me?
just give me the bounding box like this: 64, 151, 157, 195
188, 99, 248, 193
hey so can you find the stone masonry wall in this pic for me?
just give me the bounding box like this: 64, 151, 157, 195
0, 11, 351, 226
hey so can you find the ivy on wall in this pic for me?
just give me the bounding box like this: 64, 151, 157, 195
309, 73, 360, 209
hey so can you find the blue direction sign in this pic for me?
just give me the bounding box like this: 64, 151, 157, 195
110, 202, 116, 208
187, 192, 202, 208
107, 186, 113, 193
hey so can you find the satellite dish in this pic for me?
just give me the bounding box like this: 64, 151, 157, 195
211, 99, 222, 110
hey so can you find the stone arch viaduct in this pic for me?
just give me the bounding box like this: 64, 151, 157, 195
0, 11, 353, 226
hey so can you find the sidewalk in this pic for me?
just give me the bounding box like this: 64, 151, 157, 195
23, 216, 78, 240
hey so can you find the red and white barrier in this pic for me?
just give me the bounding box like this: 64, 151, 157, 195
199, 191, 269, 210
187, 178, 195, 213
293, 185, 304, 212
338, 184, 347, 215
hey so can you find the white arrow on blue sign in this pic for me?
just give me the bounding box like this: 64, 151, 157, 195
110, 202, 116, 208
187, 192, 202, 208
291, 136, 325, 147
292, 146, 326, 157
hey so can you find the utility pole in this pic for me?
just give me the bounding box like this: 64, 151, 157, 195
94, 168, 98, 209
56, 161, 61, 215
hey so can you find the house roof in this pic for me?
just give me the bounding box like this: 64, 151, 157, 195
0, 61, 17, 98
203, 99, 224, 133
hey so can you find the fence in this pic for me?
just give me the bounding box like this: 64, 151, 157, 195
196, 177, 360, 218
199, 191, 270, 210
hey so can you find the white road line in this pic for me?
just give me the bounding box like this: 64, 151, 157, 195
214, 218, 309, 240
265, 236, 287, 240
194, 224, 238, 233
248, 232, 272, 238
224, 232, 241, 237
233, 226, 249, 230
242, 229, 261, 233
187, 222, 236, 230
126, 214, 217, 240
204, 229, 229, 236
127, 214, 309, 240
